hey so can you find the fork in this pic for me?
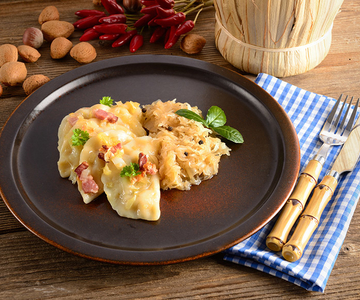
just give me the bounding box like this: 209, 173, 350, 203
266, 94, 359, 252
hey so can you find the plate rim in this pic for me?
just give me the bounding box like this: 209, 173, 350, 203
0, 55, 300, 265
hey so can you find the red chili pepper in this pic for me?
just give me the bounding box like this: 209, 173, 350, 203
134, 13, 155, 27
79, 28, 102, 41
99, 33, 121, 40
164, 24, 176, 44
164, 25, 180, 49
148, 16, 160, 26
112, 29, 137, 47
140, 4, 160, 15
75, 9, 106, 18
73, 15, 103, 30
101, 0, 124, 15
156, 7, 175, 18
150, 26, 166, 43
99, 14, 126, 24
93, 23, 127, 34
175, 20, 194, 36
141, 0, 158, 6
156, 0, 174, 9
154, 12, 186, 27
164, 26, 171, 44
130, 34, 144, 52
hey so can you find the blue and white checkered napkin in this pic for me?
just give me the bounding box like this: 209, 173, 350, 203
224, 73, 360, 292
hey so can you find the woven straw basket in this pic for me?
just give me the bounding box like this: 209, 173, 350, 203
214, 0, 344, 77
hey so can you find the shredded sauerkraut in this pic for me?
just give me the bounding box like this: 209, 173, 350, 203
143, 100, 230, 190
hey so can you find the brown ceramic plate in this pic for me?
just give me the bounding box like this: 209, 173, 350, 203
0, 55, 300, 265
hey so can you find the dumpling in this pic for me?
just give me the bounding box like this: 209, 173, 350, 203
57, 102, 145, 185
76, 130, 135, 204
101, 136, 161, 221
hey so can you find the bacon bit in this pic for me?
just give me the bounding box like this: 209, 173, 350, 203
130, 173, 144, 185
98, 143, 121, 162
68, 115, 79, 126
98, 145, 109, 161
142, 161, 158, 175
138, 152, 147, 169
75, 161, 99, 194
75, 161, 89, 177
81, 173, 99, 194
94, 109, 118, 123
138, 152, 158, 175
129, 153, 158, 184
110, 143, 122, 153
98, 152, 106, 161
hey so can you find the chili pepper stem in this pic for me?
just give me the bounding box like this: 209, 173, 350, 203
193, 7, 203, 24
178, 0, 198, 13
183, 2, 204, 15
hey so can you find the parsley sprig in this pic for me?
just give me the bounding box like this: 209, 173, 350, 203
71, 128, 90, 146
120, 163, 142, 178
176, 106, 244, 144
100, 96, 114, 107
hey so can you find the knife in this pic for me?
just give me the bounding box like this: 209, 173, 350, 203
282, 115, 360, 262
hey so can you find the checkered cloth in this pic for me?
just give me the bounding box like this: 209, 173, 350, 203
224, 73, 360, 292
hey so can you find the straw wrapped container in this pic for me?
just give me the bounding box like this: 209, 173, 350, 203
214, 0, 344, 77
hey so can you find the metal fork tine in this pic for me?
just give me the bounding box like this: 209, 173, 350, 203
343, 98, 359, 136
330, 95, 347, 134
338, 96, 353, 133
323, 94, 343, 132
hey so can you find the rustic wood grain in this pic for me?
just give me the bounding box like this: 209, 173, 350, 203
1, 0, 360, 299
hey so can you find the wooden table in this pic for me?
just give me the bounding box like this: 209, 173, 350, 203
1, 0, 359, 298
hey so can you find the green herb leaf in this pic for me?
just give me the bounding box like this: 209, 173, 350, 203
71, 128, 90, 146
213, 126, 244, 144
206, 106, 226, 128
120, 163, 142, 178
100, 96, 114, 107
176, 107, 244, 144
175, 109, 208, 127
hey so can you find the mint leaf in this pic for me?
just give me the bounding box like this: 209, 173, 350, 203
120, 163, 142, 178
175, 109, 208, 126
206, 106, 226, 128
213, 126, 244, 144
100, 96, 114, 107
71, 128, 90, 146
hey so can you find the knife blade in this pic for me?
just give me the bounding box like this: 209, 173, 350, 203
282, 116, 360, 262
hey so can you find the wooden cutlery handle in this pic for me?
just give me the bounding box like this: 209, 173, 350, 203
266, 160, 323, 251
282, 175, 338, 262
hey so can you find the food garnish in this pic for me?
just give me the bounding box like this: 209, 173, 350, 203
99, 96, 114, 107
176, 106, 244, 143
71, 128, 90, 146
120, 163, 142, 177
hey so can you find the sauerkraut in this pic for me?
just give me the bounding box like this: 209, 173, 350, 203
142, 100, 230, 190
